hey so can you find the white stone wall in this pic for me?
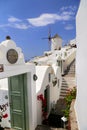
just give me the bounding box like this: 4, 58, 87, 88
36, 65, 61, 125
0, 64, 37, 130
0, 78, 11, 128
51, 35, 62, 51
36, 66, 53, 124
0, 38, 37, 130
75, 0, 87, 130
50, 65, 62, 103
0, 39, 25, 65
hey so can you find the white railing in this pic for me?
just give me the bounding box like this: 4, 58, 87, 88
62, 48, 76, 75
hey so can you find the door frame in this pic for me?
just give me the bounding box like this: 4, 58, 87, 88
44, 85, 50, 113
8, 73, 29, 130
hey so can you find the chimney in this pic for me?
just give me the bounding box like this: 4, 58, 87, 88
6, 36, 11, 40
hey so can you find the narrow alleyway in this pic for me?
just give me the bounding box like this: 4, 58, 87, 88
35, 60, 76, 130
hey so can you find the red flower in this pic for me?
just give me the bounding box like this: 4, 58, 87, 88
37, 94, 47, 120
3, 113, 8, 118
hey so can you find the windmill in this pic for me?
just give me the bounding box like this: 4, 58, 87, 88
42, 28, 54, 50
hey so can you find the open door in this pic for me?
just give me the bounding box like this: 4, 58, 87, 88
8, 74, 29, 130
44, 86, 50, 113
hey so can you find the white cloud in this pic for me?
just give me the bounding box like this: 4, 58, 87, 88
0, 5, 76, 29
61, 11, 74, 16
27, 11, 74, 27
60, 5, 77, 12
13, 23, 30, 29
8, 16, 21, 22
0, 22, 30, 30
0, 16, 30, 30
64, 24, 74, 30
27, 5, 76, 27
27, 14, 59, 27
0, 24, 9, 28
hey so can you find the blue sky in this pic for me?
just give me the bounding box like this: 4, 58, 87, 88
0, 0, 80, 60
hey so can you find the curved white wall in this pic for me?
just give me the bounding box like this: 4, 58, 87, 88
75, 0, 87, 130
36, 65, 61, 125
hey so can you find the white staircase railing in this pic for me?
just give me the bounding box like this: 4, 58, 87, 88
62, 48, 76, 75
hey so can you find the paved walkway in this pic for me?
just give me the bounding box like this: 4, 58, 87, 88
35, 125, 67, 130
51, 128, 66, 130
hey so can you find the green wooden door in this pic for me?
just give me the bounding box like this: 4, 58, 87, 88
8, 74, 29, 130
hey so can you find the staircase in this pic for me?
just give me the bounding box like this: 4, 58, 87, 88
59, 78, 70, 99
59, 60, 76, 99
65, 60, 75, 76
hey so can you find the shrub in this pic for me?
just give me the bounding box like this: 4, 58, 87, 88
63, 87, 76, 119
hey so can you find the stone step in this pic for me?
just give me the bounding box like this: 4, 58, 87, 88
67, 68, 75, 71
35, 125, 51, 130
69, 67, 75, 69
60, 92, 68, 96
67, 71, 75, 73
61, 83, 68, 86
59, 60, 76, 99
67, 72, 75, 74
51, 128, 67, 130
60, 90, 68, 93
65, 74, 75, 77
68, 70, 75, 72
60, 93, 67, 97
35, 124, 67, 130
61, 81, 68, 84
61, 88, 69, 91
61, 85, 68, 88
59, 96, 65, 99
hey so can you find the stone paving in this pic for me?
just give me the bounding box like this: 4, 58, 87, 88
4, 127, 67, 130
70, 100, 78, 130
35, 125, 67, 130
51, 128, 66, 130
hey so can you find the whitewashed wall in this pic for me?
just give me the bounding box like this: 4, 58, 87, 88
0, 64, 37, 130
75, 0, 87, 130
51, 36, 62, 51
36, 65, 61, 125
50, 65, 62, 103
0, 78, 10, 128
0, 39, 37, 130
36, 66, 53, 124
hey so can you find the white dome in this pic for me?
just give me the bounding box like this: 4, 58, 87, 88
1, 40, 16, 48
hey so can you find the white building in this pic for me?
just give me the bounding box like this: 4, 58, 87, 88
32, 39, 76, 76
30, 36, 76, 126
36, 65, 61, 125
75, 0, 87, 130
51, 34, 62, 51
0, 34, 76, 130
0, 37, 62, 130
0, 37, 37, 130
